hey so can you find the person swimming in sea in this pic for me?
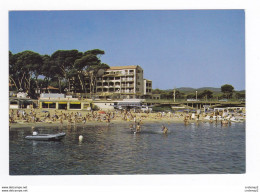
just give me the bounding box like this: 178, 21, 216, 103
136, 122, 141, 133
162, 125, 168, 134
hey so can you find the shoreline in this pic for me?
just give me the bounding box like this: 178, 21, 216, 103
9, 108, 245, 129
9, 117, 228, 129
9, 118, 193, 129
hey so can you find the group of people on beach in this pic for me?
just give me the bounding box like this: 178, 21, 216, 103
9, 109, 115, 125
9, 107, 244, 131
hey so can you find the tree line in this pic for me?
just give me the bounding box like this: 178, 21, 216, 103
152, 84, 245, 100
9, 49, 245, 101
9, 49, 109, 98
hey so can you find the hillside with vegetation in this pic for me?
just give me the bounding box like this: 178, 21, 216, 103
152, 84, 245, 101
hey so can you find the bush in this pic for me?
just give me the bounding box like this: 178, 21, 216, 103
91, 104, 99, 111
152, 106, 172, 112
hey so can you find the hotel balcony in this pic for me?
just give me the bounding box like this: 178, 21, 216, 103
117, 72, 134, 77
121, 85, 134, 88
121, 78, 134, 81
121, 90, 135, 94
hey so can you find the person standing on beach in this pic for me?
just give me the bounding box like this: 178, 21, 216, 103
59, 116, 63, 125
83, 117, 86, 124
16, 110, 19, 120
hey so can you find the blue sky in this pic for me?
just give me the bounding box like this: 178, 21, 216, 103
9, 10, 245, 90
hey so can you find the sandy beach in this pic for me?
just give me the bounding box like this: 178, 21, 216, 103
9, 108, 206, 129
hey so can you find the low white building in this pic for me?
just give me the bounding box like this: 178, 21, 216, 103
40, 93, 65, 99
17, 92, 28, 98
93, 101, 115, 111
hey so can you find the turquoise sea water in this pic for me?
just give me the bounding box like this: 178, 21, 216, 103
9, 122, 245, 175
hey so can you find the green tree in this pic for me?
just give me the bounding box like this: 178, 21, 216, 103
186, 93, 196, 99
51, 50, 83, 92
74, 49, 108, 94
84, 49, 105, 57
235, 92, 245, 100
175, 90, 185, 99
221, 84, 234, 99
74, 53, 101, 93
160, 91, 172, 99
41, 55, 59, 91
152, 89, 162, 94
9, 51, 19, 91
11, 51, 43, 95
198, 89, 213, 100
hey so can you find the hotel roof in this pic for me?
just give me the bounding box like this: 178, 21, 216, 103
107, 65, 140, 70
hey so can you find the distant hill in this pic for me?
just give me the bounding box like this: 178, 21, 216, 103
176, 87, 221, 92
175, 87, 195, 92
197, 87, 221, 92
158, 87, 244, 93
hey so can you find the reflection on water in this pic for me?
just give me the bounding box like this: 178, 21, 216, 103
9, 122, 245, 175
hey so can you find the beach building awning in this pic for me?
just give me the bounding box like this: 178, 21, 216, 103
42, 86, 59, 90
70, 102, 81, 104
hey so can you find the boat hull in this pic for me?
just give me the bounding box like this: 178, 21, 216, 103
25, 133, 66, 141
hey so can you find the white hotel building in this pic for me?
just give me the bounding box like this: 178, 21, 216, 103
95, 65, 152, 99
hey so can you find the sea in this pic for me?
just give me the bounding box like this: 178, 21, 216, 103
9, 121, 245, 175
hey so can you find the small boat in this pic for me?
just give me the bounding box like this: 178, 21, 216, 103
25, 132, 66, 141
229, 117, 244, 123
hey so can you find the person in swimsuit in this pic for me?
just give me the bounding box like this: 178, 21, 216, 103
162, 125, 168, 134
136, 122, 141, 133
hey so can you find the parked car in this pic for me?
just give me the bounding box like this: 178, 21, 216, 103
219, 99, 228, 102
187, 99, 199, 101
141, 106, 152, 112
114, 105, 123, 110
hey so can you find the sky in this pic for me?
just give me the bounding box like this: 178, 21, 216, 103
9, 10, 245, 90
